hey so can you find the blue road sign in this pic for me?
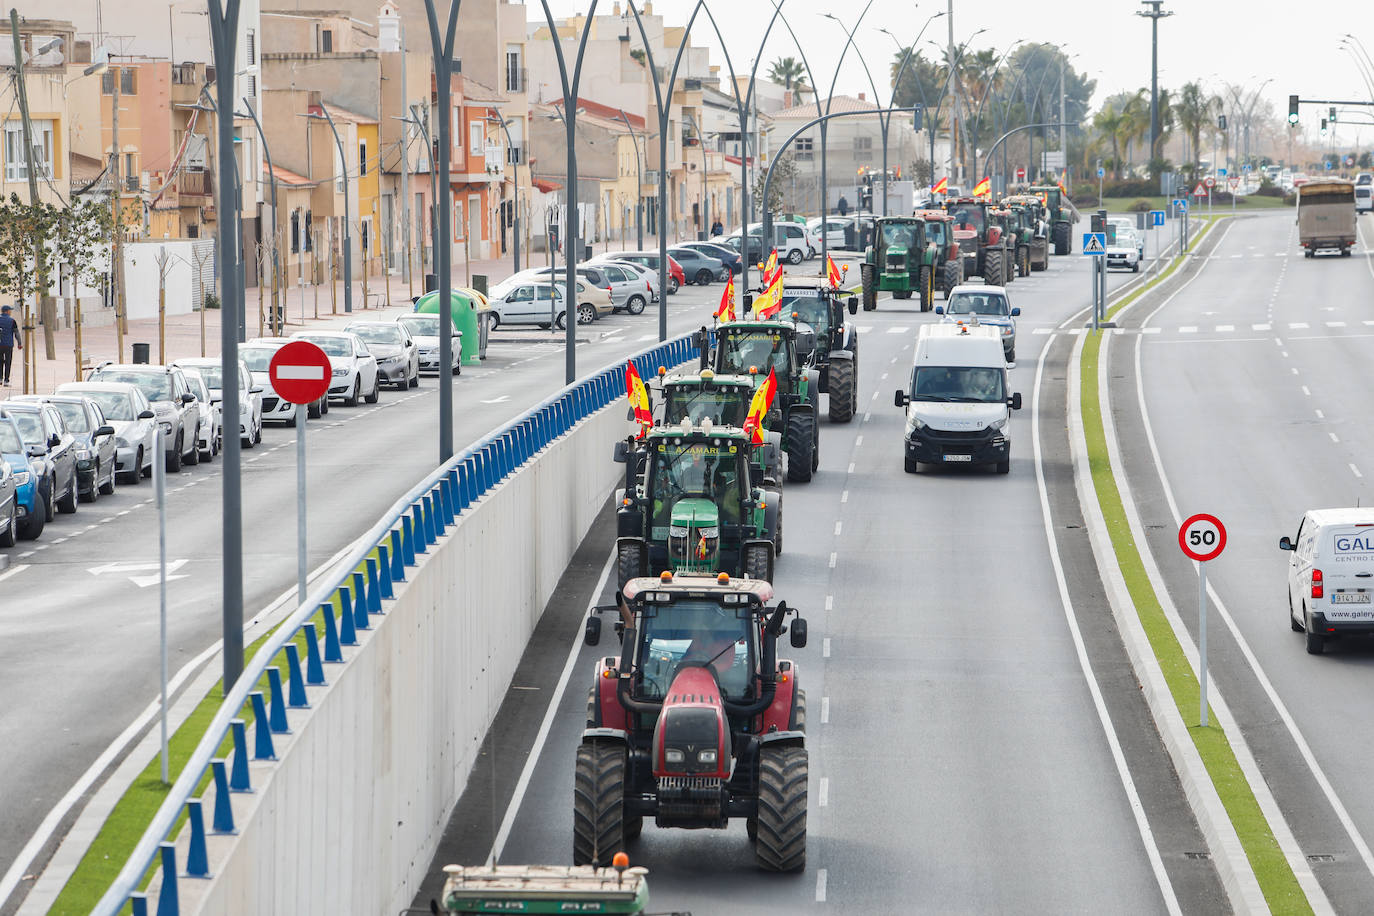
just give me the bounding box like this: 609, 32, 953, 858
1325, 160, 1334, 170
1150, 209, 1165, 227
1243, 164, 1252, 172
1176, 198, 1188, 212
1083, 232, 1107, 255
1097, 167, 1105, 178
1218, 167, 1228, 177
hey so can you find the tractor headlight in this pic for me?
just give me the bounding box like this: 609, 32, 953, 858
669, 525, 689, 537
697, 749, 718, 765
664, 748, 685, 765
700, 526, 719, 540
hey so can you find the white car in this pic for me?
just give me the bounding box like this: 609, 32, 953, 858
345, 321, 420, 390
808, 216, 852, 250
292, 331, 381, 406
742, 221, 809, 264
241, 340, 327, 426
54, 381, 158, 483
395, 313, 462, 375
1106, 230, 1141, 272
182, 371, 221, 460
85, 363, 201, 471
486, 280, 568, 329
174, 357, 264, 448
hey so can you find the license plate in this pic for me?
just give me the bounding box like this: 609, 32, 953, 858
1331, 593, 1370, 605
943, 454, 972, 463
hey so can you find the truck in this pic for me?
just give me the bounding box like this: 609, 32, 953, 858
915, 209, 965, 297
1297, 179, 1357, 257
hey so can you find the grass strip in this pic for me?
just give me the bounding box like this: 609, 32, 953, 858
47, 548, 381, 915
1078, 216, 1309, 912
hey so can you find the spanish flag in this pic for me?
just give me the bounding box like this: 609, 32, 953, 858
763, 248, 779, 277
1057, 177, 1068, 194
624, 362, 653, 438
972, 176, 991, 198
743, 367, 778, 445
932, 176, 948, 195
714, 272, 736, 321
825, 253, 844, 288
754, 269, 783, 319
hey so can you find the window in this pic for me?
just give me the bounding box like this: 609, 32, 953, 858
246, 28, 256, 66
469, 121, 483, 156
795, 136, 813, 162
304, 211, 313, 251
245, 74, 256, 98
505, 45, 522, 92
121, 67, 136, 96
4, 120, 54, 181
359, 141, 367, 176
100, 70, 113, 94
854, 136, 872, 151
290, 210, 300, 253
320, 29, 333, 52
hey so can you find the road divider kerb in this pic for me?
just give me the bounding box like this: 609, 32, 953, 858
1069, 214, 1316, 913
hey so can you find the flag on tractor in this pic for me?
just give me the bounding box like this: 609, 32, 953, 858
825, 253, 844, 288
742, 367, 778, 444
932, 176, 948, 195
763, 248, 779, 278
1056, 177, 1068, 194
624, 362, 653, 438
714, 272, 736, 320
972, 176, 991, 197
753, 269, 783, 319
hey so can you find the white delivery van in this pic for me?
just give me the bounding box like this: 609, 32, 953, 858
1280, 508, 1374, 654
892, 321, 1022, 474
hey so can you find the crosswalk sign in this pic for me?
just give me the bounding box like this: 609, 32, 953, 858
1083, 232, 1106, 255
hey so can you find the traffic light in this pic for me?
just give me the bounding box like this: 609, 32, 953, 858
1218, 114, 1227, 131
1288, 95, 1300, 125
1330, 106, 1337, 123
1321, 118, 1328, 137
912, 105, 923, 130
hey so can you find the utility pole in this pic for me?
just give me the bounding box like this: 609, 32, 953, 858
1137, 1, 1172, 167
1059, 55, 1067, 183
399, 18, 412, 293
946, 0, 957, 186
9, 11, 56, 374
110, 56, 127, 363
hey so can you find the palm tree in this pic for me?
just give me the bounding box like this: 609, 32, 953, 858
1151, 87, 1175, 168
1174, 82, 1219, 177
1118, 90, 1150, 174
1093, 103, 1126, 178
768, 56, 808, 94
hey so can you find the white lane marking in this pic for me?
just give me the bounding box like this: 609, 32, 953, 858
18, 551, 33, 558
1252, 323, 1272, 331
487, 550, 617, 865
879, 372, 888, 381
1289, 322, 1310, 329
822, 637, 831, 658
1316, 409, 1325, 419
53, 538, 68, 545
1353, 464, 1364, 479
0, 565, 29, 584
821, 697, 830, 724
828, 552, 837, 569
1215, 325, 1234, 332
886, 326, 909, 334
100, 517, 115, 524
818, 777, 829, 807
824, 595, 833, 611
847, 462, 855, 474
1331, 433, 1341, 444
1301, 386, 1311, 397
1033, 327, 1052, 335
833, 521, 842, 536
1291, 368, 1299, 376
1179, 326, 1197, 334
117, 510, 131, 517
1141, 327, 1162, 334
1327, 321, 1347, 328
1038, 321, 1185, 914
869, 391, 878, 400
863, 411, 871, 423
1364, 320, 1374, 327
815, 869, 828, 903
855, 435, 863, 447
1281, 351, 1289, 358
841, 490, 849, 504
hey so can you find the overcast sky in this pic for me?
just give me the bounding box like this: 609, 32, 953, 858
542, 0, 1374, 141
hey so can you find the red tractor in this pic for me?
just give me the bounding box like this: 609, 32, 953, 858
577, 572, 809, 872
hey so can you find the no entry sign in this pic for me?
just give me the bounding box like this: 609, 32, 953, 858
269, 340, 332, 405
1179, 513, 1227, 563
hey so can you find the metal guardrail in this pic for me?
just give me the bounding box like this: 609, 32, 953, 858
94, 333, 699, 916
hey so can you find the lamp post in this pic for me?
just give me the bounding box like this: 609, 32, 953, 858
240, 98, 282, 334
684, 111, 710, 238
304, 105, 353, 314
486, 110, 523, 274
875, 13, 945, 199
1137, 1, 1173, 165
965, 39, 1023, 189
617, 109, 645, 250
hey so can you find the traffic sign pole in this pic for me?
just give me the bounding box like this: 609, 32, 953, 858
1198, 559, 1208, 727
268, 340, 332, 608
1179, 513, 1227, 727
297, 404, 307, 606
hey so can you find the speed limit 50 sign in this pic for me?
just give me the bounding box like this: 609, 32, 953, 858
1179, 513, 1227, 562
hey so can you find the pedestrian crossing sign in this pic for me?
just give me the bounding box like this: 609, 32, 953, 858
1083, 232, 1106, 255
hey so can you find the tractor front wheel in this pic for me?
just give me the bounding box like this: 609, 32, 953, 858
1052, 221, 1070, 256
616, 540, 645, 590
983, 249, 1004, 286
785, 411, 815, 482
860, 264, 877, 311
755, 745, 808, 872
573, 741, 629, 867
827, 358, 855, 423
943, 259, 961, 299
918, 266, 933, 312
744, 542, 774, 581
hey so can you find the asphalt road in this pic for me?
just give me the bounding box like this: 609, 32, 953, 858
413, 243, 1232, 913
1113, 209, 1374, 910
0, 270, 805, 904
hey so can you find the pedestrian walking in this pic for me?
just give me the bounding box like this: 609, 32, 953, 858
837, 195, 850, 217
0, 304, 19, 386
710, 217, 723, 237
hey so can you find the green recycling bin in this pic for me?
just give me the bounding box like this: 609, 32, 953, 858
414, 289, 482, 366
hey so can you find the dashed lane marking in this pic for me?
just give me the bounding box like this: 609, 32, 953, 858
818, 777, 829, 807
1353, 464, 1364, 479
822, 637, 831, 658
828, 552, 837, 568
834, 522, 842, 536
821, 697, 830, 724
825, 595, 833, 611
816, 869, 828, 903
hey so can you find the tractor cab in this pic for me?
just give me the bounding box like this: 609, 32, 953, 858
713, 320, 807, 395
944, 197, 1009, 286
580, 573, 809, 872
660, 369, 783, 488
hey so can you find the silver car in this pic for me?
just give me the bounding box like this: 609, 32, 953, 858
86, 364, 201, 471
395, 314, 461, 376
291, 331, 382, 406
521, 264, 648, 315
174, 357, 264, 448
11, 394, 119, 501
245, 338, 329, 423
345, 321, 419, 390
590, 258, 659, 308
485, 280, 568, 329
55, 382, 158, 482
0, 455, 16, 548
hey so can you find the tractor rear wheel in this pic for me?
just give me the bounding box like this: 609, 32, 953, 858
918, 266, 933, 312
827, 358, 855, 423
785, 412, 815, 483
860, 264, 877, 311
755, 745, 808, 872
983, 249, 1004, 286
573, 741, 629, 867
745, 542, 773, 581
943, 259, 961, 299
616, 540, 644, 589
1052, 221, 1070, 255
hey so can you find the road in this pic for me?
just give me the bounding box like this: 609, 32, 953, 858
1111, 209, 1374, 911
412, 242, 1233, 913
0, 272, 788, 905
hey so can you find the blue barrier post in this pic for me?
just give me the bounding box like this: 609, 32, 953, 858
284, 644, 308, 707
211, 758, 236, 832
455, 463, 471, 512
389, 529, 407, 582
447, 467, 460, 513
321, 602, 343, 662
229, 719, 251, 791
351, 571, 369, 631
401, 514, 417, 565
185, 799, 209, 877
366, 558, 383, 613
338, 588, 357, 646
303, 622, 326, 684
378, 544, 395, 598
438, 476, 454, 527
131, 893, 148, 916
155, 843, 179, 916
420, 495, 436, 546
432, 484, 448, 533
250, 693, 275, 760
266, 668, 290, 733
411, 505, 428, 555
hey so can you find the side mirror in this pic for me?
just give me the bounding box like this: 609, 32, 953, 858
934, 306, 944, 315
1279, 536, 1294, 551
1010, 307, 1021, 317
789, 616, 808, 649
250, 386, 264, 394
95, 425, 115, 438
613, 440, 629, 464
847, 296, 858, 315
138, 409, 155, 420
894, 389, 908, 408
48, 433, 61, 448
584, 616, 602, 646
1009, 392, 1023, 410
181, 392, 195, 404
26, 444, 45, 458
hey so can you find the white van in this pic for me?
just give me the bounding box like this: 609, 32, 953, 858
892, 322, 1022, 474
1280, 508, 1374, 654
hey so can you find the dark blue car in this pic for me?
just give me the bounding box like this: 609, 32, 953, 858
675, 241, 742, 276
0, 414, 42, 540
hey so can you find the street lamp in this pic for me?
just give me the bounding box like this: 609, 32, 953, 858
303, 105, 353, 314
485, 111, 523, 274
875, 13, 945, 196
240, 98, 284, 334
617, 109, 645, 250
1137, 1, 1173, 165
684, 111, 710, 239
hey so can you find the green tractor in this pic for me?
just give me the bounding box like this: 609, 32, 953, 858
987, 207, 1020, 285
945, 197, 1011, 287
777, 276, 860, 423
711, 317, 821, 483
1003, 195, 1050, 273
1028, 184, 1075, 255
613, 421, 777, 590
859, 216, 940, 311
915, 209, 965, 299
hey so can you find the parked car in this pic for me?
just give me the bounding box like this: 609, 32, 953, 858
674, 241, 743, 275
743, 221, 809, 263
0, 432, 19, 547
55, 382, 158, 482
545, 263, 648, 315
345, 321, 420, 390
718, 233, 768, 265
0, 414, 46, 539
1, 401, 78, 518
603, 251, 687, 294
807, 216, 853, 250
86, 363, 201, 471
174, 357, 264, 447
11, 394, 118, 502
394, 313, 462, 375
182, 372, 221, 460
291, 331, 381, 406
486, 280, 569, 329
588, 258, 658, 310
245, 338, 330, 422
668, 246, 727, 285
556, 279, 615, 323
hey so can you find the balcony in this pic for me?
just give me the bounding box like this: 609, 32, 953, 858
179, 169, 212, 198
